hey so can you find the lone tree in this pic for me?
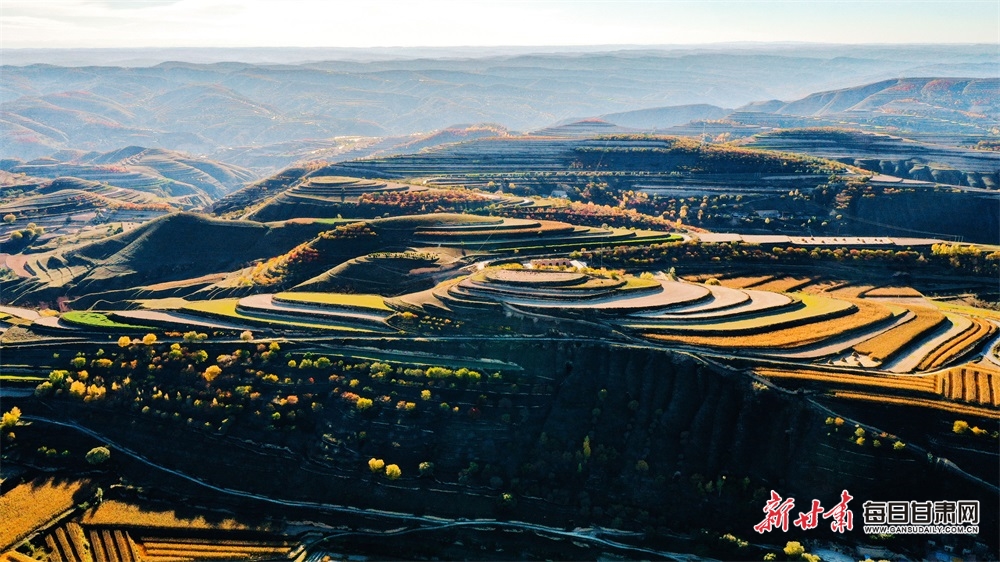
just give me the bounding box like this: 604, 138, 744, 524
86, 446, 111, 465
203, 365, 222, 382
1, 406, 21, 431
3, 214, 15, 224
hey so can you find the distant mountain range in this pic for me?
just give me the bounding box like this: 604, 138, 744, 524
582, 77, 999, 137
739, 77, 997, 116
2, 46, 995, 166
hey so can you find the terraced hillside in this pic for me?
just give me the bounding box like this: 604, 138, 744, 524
746, 129, 1000, 189
244, 175, 524, 222
726, 78, 1000, 144
0, 210, 682, 310
390, 267, 998, 377
0, 213, 338, 305
0, 177, 177, 250
23, 262, 995, 421
2, 147, 256, 207
326, 135, 842, 193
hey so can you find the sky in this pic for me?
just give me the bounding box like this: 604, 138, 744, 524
1, 0, 998, 49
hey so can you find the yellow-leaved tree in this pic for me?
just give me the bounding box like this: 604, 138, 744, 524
385, 464, 402, 480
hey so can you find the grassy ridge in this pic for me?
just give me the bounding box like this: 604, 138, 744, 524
62, 311, 153, 331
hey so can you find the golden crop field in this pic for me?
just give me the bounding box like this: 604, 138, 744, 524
81, 501, 266, 532
183, 299, 369, 332
755, 367, 938, 395
752, 276, 814, 293
934, 301, 1000, 321
0, 478, 93, 550
756, 365, 1000, 417
799, 279, 843, 294
863, 286, 923, 298
718, 275, 774, 289
0, 549, 36, 562
89, 528, 140, 562
831, 391, 1000, 419
853, 306, 947, 361
827, 284, 874, 298
274, 292, 390, 311
647, 298, 894, 349
917, 318, 996, 371
938, 363, 1000, 407
44, 522, 93, 562
136, 538, 291, 561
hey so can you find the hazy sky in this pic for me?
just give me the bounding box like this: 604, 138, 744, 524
2, 0, 998, 49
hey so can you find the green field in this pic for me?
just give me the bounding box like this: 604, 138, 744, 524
61, 311, 153, 331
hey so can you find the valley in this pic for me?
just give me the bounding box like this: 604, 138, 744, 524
0, 45, 997, 562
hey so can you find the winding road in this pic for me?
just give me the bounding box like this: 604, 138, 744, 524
22, 415, 711, 561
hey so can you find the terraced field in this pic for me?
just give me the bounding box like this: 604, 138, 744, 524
0, 499, 292, 562
246, 175, 523, 221
646, 298, 896, 350
180, 297, 394, 333
852, 306, 948, 362
389, 267, 997, 377
917, 318, 997, 371
134, 537, 291, 561
755, 366, 1000, 418
326, 135, 840, 198
406, 217, 679, 252
939, 364, 1000, 407
42, 522, 95, 562
272, 292, 390, 311
0, 478, 94, 551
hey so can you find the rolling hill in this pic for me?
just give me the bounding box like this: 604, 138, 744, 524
597, 104, 731, 130
0, 146, 256, 207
